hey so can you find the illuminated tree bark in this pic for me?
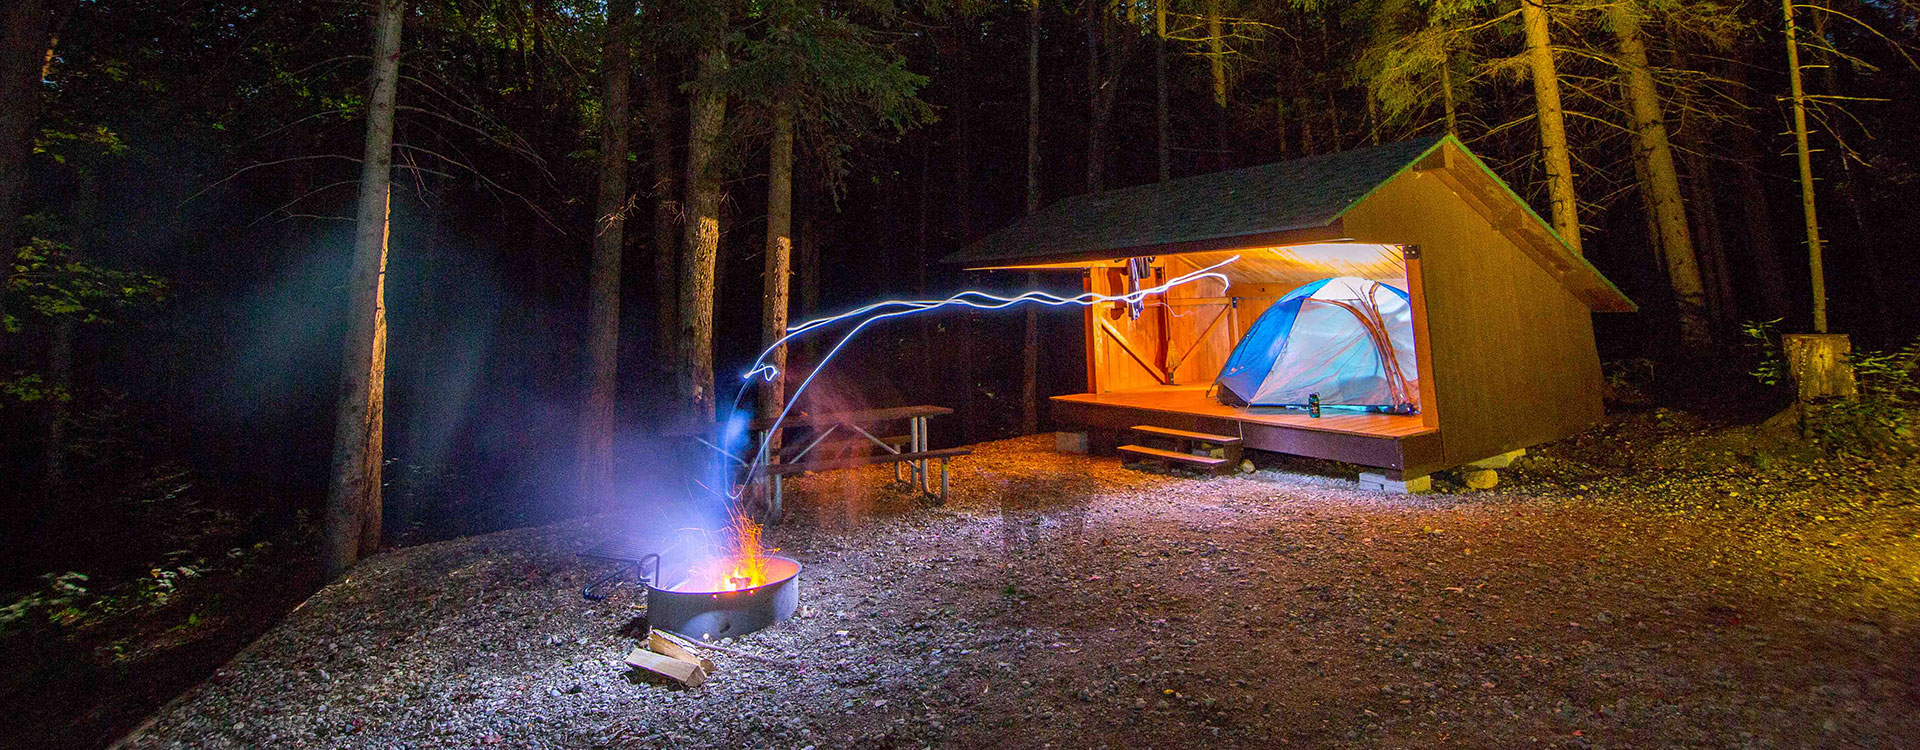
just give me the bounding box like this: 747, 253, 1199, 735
1610, 2, 1710, 347
679, 34, 728, 424
581, 0, 634, 507
1520, 0, 1581, 254
1781, 0, 1826, 331
324, 0, 403, 578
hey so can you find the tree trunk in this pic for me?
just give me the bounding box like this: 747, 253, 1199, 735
1610, 3, 1711, 348
1781, 0, 1826, 332
581, 0, 633, 508
1723, 59, 1790, 319
0, 0, 50, 335
42, 169, 90, 492
759, 99, 794, 457
678, 39, 728, 425
1085, 0, 1105, 193
644, 52, 680, 380
1684, 149, 1735, 327
1440, 48, 1458, 137
42, 315, 72, 488
1154, 0, 1170, 182
1205, 0, 1229, 170
1521, 0, 1582, 254
1022, 0, 1041, 435
324, 0, 403, 579
797, 207, 820, 365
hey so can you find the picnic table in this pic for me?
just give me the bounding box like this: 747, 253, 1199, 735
747, 405, 967, 516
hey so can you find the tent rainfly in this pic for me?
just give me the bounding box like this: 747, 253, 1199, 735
1215, 276, 1418, 412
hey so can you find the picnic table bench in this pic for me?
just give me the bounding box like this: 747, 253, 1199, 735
747, 405, 968, 515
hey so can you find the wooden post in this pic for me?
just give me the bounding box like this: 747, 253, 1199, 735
1781, 333, 1856, 401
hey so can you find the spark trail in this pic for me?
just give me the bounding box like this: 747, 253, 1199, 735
717, 256, 1239, 501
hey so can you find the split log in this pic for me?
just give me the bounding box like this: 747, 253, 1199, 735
648, 632, 715, 673
655, 628, 807, 670
624, 646, 708, 687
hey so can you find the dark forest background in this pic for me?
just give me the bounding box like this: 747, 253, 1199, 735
5, 0, 1920, 577
1, 0, 1918, 742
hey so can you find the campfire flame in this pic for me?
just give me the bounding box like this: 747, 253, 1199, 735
675, 511, 775, 593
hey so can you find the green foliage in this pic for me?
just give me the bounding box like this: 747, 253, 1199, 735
1601, 357, 1656, 406
1803, 337, 1920, 456
1740, 318, 1788, 387
4, 237, 167, 333
725, 0, 933, 189
1, 372, 69, 404
1745, 321, 1920, 456
0, 573, 92, 631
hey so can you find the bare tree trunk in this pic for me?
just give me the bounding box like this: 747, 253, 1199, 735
1723, 59, 1790, 319
1022, 0, 1041, 435
1611, 3, 1711, 347
1155, 0, 1170, 181
1085, 0, 1105, 193
42, 316, 72, 487
41, 170, 89, 491
1521, 0, 1582, 254
1684, 150, 1735, 327
0, 0, 50, 336
1440, 48, 1458, 137
582, 0, 633, 507
324, 0, 403, 579
644, 52, 679, 380
1781, 0, 1827, 332
1813, 4, 1889, 337
678, 37, 728, 425
759, 99, 793, 457
797, 208, 820, 365
1205, 0, 1229, 170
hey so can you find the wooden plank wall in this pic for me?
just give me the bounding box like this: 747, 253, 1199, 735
1086, 266, 1173, 392
1160, 256, 1236, 385
1340, 164, 1605, 468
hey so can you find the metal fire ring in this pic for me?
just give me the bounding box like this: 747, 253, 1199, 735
645, 556, 801, 642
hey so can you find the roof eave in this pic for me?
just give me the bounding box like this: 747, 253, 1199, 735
960, 222, 1352, 270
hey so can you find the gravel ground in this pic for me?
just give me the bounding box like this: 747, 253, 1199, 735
122, 426, 1920, 749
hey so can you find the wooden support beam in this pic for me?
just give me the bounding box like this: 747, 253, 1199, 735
1098, 318, 1172, 385
1167, 301, 1234, 374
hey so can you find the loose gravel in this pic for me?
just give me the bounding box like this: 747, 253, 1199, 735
123, 429, 1920, 748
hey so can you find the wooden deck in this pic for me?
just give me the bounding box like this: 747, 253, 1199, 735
1051, 386, 1444, 478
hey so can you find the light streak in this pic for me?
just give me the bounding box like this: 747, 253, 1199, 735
720, 255, 1240, 500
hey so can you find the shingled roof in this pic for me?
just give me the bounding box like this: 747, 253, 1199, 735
945, 135, 1446, 268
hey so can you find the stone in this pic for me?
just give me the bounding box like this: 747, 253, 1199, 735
1358, 472, 1431, 494
1239, 460, 1255, 474
1467, 448, 1526, 469
1461, 468, 1498, 490
1054, 431, 1090, 454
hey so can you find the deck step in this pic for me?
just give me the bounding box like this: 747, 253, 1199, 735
1117, 444, 1230, 469
1128, 425, 1241, 445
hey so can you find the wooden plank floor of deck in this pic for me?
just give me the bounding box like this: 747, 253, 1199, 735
1051, 386, 1434, 439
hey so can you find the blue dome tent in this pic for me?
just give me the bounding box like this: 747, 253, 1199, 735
1215, 277, 1419, 412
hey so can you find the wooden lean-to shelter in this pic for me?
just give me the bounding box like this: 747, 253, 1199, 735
945, 135, 1635, 490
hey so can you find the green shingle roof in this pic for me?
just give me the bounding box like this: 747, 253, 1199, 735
945, 135, 1447, 267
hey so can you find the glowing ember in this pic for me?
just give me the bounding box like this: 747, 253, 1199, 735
675, 512, 774, 593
